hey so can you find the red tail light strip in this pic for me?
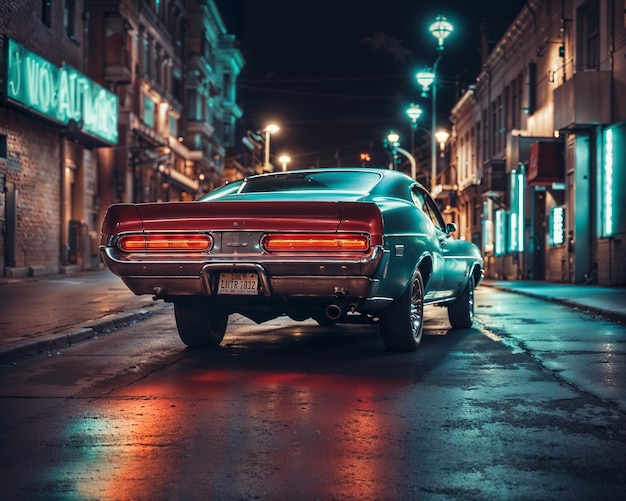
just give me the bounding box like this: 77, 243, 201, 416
261, 233, 370, 252
118, 234, 212, 252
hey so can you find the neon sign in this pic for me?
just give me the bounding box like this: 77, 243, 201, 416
3, 38, 118, 144
550, 206, 565, 245
603, 128, 614, 237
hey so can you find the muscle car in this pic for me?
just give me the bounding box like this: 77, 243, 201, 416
100, 168, 483, 351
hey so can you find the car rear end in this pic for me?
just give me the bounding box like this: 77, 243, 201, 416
100, 200, 388, 311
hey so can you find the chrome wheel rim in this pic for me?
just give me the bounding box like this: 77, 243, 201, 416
410, 275, 424, 340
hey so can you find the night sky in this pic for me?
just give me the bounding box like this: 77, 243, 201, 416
214, 0, 527, 169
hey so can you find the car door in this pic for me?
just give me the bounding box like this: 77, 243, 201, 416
411, 187, 448, 300
422, 191, 470, 298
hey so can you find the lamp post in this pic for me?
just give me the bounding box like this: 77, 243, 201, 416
405, 103, 423, 157
263, 123, 279, 171
278, 154, 291, 172
416, 14, 453, 193
386, 132, 416, 180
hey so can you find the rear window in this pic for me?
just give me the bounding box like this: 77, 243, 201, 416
239, 171, 381, 194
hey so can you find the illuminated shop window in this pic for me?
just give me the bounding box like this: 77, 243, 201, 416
494, 209, 506, 256
143, 95, 155, 128
508, 169, 525, 252
550, 206, 565, 245
482, 201, 493, 254
602, 128, 614, 237
169, 116, 177, 138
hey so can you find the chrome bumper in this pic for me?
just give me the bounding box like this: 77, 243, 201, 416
101, 246, 387, 300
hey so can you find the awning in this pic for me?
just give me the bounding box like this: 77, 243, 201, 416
528, 141, 564, 186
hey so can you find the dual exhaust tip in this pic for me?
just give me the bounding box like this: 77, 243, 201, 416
325, 304, 343, 321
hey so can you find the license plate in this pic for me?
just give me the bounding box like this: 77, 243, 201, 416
217, 272, 259, 295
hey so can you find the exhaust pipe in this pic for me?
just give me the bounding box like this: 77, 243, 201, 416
325, 304, 342, 321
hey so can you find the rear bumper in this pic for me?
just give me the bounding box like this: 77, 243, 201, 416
101, 246, 387, 300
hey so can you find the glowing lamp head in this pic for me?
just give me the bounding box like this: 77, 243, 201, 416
387, 132, 400, 145
406, 103, 423, 123
429, 15, 454, 50
435, 130, 450, 150
416, 69, 436, 96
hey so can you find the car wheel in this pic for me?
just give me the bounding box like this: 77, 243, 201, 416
447, 275, 475, 328
379, 268, 424, 351
174, 297, 228, 348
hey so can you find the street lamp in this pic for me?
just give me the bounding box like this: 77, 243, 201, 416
405, 103, 423, 157
415, 69, 435, 98
263, 123, 279, 171
435, 129, 450, 156
417, 14, 454, 193
429, 15, 454, 50
278, 154, 291, 171
386, 132, 416, 180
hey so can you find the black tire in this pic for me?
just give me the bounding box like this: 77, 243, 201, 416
174, 297, 228, 348
447, 275, 475, 328
379, 269, 425, 351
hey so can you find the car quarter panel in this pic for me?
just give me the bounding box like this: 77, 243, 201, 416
372, 198, 446, 301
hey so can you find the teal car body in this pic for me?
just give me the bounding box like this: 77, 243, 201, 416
101, 168, 483, 351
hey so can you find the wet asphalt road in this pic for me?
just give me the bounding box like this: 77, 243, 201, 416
0, 286, 625, 500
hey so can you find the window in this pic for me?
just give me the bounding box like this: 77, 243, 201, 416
508, 169, 525, 252
412, 188, 445, 231
143, 95, 155, 128
142, 37, 150, 77
169, 116, 178, 138
223, 73, 232, 100
64, 0, 76, 40
241, 171, 382, 194
0, 134, 7, 159
581, 1, 600, 70
494, 209, 506, 256
497, 95, 504, 152
42, 0, 51, 27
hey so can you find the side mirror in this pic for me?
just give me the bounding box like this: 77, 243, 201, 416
446, 223, 457, 235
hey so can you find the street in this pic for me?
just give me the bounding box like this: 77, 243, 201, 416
0, 286, 625, 500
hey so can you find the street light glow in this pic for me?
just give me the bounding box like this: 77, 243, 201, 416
278, 154, 291, 171
406, 103, 423, 124
416, 69, 435, 95
387, 132, 400, 145
263, 124, 280, 171
429, 15, 454, 49
435, 130, 450, 150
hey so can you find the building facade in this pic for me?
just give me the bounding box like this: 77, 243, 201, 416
450, 0, 626, 286
0, 0, 244, 278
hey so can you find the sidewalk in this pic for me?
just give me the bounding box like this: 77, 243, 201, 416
482, 279, 626, 325
0, 270, 625, 365
0, 269, 167, 365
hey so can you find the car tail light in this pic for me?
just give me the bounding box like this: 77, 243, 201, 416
117, 234, 212, 252
261, 233, 370, 252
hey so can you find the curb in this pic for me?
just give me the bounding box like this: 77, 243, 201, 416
0, 309, 155, 366
482, 283, 626, 325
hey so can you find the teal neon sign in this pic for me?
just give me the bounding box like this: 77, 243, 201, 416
509, 169, 525, 252
602, 128, 614, 237
3, 38, 118, 144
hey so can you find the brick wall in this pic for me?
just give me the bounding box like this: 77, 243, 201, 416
0, 109, 61, 271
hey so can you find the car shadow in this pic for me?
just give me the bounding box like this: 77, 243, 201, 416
177, 318, 482, 384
